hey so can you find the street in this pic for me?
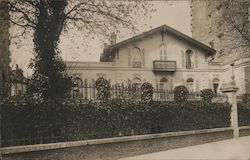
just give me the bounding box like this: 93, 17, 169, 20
120, 136, 250, 160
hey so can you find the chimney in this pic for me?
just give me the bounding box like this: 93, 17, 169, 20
110, 32, 117, 45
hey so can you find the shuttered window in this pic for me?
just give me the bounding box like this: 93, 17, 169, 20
181, 50, 185, 69
128, 48, 131, 66
195, 51, 198, 68
142, 49, 145, 67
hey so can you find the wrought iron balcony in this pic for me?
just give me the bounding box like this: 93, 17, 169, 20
153, 60, 176, 72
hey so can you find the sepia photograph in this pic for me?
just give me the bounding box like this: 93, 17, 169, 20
0, 0, 250, 159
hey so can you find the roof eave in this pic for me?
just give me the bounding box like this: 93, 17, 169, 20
101, 25, 216, 60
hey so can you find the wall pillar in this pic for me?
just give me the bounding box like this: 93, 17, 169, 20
221, 82, 239, 138
0, 102, 2, 160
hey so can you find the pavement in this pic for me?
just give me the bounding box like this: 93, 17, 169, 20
120, 136, 250, 160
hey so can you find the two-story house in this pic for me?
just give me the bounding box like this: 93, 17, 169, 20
66, 25, 231, 95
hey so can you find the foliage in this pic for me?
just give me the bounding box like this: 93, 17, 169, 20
218, 0, 250, 53
242, 93, 250, 103
2, 97, 232, 147
141, 82, 153, 102
95, 77, 111, 101
200, 89, 214, 103
173, 85, 188, 103
6, 1, 153, 100
238, 102, 250, 126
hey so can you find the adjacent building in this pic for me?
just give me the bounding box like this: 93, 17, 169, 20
190, 0, 250, 93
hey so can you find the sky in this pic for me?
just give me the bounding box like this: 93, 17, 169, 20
10, 0, 191, 75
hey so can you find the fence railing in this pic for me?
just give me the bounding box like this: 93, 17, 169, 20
1, 81, 230, 102
72, 83, 227, 102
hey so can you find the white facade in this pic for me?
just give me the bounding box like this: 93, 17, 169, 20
66, 25, 248, 95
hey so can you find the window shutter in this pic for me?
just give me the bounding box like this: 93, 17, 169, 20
208, 79, 212, 89
164, 50, 167, 60
182, 79, 185, 86
170, 79, 173, 91
195, 51, 198, 68
128, 48, 131, 66
181, 50, 185, 68
142, 49, 145, 67
196, 79, 199, 92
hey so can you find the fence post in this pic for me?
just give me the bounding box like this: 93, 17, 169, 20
0, 101, 2, 160
220, 65, 239, 139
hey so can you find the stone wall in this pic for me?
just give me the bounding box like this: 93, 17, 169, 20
2, 128, 235, 160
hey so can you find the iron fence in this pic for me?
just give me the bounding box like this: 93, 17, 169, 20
72, 83, 228, 102
1, 80, 230, 102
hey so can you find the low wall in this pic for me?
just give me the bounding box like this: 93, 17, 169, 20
239, 126, 250, 137
2, 127, 234, 160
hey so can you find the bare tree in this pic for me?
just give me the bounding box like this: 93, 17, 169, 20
218, 0, 250, 54
5, 0, 153, 99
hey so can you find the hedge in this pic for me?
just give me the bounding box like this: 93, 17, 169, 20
238, 102, 250, 126
1, 97, 233, 147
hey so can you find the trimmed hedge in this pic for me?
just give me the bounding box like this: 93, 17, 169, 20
173, 85, 188, 103
238, 102, 250, 126
141, 82, 153, 102
2, 98, 232, 146
200, 89, 214, 102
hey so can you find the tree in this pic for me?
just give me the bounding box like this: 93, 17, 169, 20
6, 0, 153, 100
217, 0, 250, 53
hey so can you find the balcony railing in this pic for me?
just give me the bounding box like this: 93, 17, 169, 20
153, 60, 176, 72
132, 61, 141, 68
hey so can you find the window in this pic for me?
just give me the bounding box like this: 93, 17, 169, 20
132, 77, 141, 88
132, 47, 141, 68
159, 78, 168, 90
159, 78, 168, 100
132, 77, 141, 100
186, 49, 194, 69
186, 78, 194, 92
159, 44, 167, 61
73, 77, 83, 98
212, 78, 220, 95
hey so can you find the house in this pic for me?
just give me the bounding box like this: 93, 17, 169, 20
66, 25, 236, 96
9, 65, 27, 97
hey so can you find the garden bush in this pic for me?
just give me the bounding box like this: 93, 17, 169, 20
238, 102, 250, 126
173, 85, 188, 103
141, 82, 153, 102
242, 93, 250, 103
200, 89, 214, 102
2, 96, 232, 147
95, 77, 111, 101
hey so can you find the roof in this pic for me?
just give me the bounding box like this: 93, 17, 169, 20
101, 25, 216, 61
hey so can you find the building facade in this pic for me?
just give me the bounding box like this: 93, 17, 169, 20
0, 0, 11, 97
67, 25, 234, 95
190, 0, 250, 93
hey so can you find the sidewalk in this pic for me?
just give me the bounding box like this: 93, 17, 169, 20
120, 136, 250, 160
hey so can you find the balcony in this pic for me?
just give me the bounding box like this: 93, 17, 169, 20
153, 60, 176, 72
